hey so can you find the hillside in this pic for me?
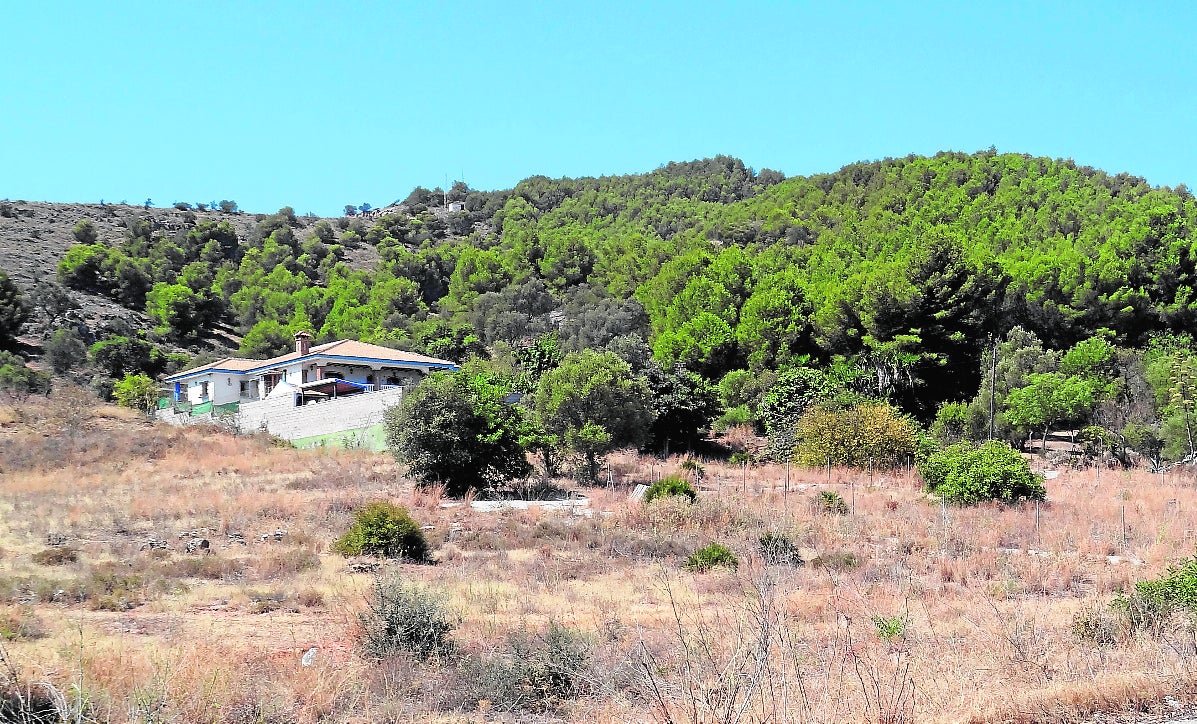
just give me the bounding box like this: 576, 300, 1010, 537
3, 151, 1197, 460
0, 201, 379, 352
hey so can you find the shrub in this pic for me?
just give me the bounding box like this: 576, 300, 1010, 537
714, 404, 752, 432
298, 588, 325, 608
84, 568, 144, 611
466, 622, 592, 712
70, 218, 98, 244
1113, 553, 1197, 635
685, 543, 738, 572
44, 328, 87, 374
162, 555, 245, 580
255, 548, 320, 578
359, 577, 456, 661
1072, 603, 1121, 645
31, 547, 77, 566
872, 615, 908, 642
817, 550, 861, 571
792, 401, 919, 468
334, 501, 430, 561
643, 475, 697, 504
0, 607, 46, 641
920, 441, 1045, 504
0, 352, 51, 397
0, 271, 28, 352
815, 490, 848, 515
728, 450, 753, 465
759, 531, 802, 565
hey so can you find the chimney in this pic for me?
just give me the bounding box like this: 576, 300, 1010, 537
294, 331, 312, 356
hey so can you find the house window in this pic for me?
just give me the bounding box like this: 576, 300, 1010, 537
325, 371, 344, 380
302, 369, 309, 383
240, 381, 248, 394
200, 381, 209, 399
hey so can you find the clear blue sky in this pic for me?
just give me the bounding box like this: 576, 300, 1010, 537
2, 1, 1194, 217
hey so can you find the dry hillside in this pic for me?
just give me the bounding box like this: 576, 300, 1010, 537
0, 200, 379, 352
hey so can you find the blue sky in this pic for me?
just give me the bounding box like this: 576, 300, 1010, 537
2, 2, 1194, 216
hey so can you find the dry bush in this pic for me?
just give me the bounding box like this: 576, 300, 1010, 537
254, 547, 320, 579
161, 555, 248, 581
30, 547, 77, 566
0, 606, 47, 640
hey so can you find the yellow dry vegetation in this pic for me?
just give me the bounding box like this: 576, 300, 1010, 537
0, 388, 1195, 723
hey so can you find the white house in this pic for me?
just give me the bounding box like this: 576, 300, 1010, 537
158, 332, 458, 448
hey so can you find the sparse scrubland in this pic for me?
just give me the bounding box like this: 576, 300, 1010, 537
2, 390, 1197, 723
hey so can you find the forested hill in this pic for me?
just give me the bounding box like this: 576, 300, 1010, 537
5, 151, 1197, 425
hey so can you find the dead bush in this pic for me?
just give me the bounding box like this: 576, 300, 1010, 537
254, 548, 320, 579
161, 555, 247, 581
31, 547, 77, 566
0, 606, 47, 640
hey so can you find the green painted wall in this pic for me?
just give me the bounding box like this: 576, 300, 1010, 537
290, 424, 389, 451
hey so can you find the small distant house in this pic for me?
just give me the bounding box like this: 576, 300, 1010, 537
447, 201, 465, 212
158, 332, 458, 449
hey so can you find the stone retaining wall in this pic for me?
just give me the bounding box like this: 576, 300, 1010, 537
155, 387, 405, 448
235, 387, 405, 441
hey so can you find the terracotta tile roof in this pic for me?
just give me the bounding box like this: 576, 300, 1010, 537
310, 340, 455, 366
167, 357, 262, 378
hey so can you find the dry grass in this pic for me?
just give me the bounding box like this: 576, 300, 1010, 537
2, 390, 1197, 722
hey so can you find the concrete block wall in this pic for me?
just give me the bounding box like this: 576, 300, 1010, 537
235, 387, 406, 441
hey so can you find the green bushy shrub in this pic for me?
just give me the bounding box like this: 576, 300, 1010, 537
334, 501, 430, 561
815, 490, 848, 515
1113, 553, 1197, 635
359, 577, 456, 661
643, 475, 697, 504
685, 543, 738, 572
920, 441, 1045, 504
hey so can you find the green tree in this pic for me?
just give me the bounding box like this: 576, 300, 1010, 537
89, 335, 165, 379
44, 327, 88, 374
113, 373, 159, 411
642, 363, 720, 454
0, 270, 28, 350
238, 319, 294, 358
385, 366, 532, 496
145, 282, 204, 341
532, 350, 653, 482
30, 280, 78, 326
1003, 372, 1105, 452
